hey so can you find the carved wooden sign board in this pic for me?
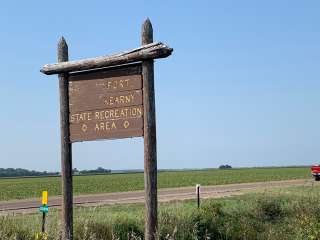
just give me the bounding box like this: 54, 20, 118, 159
69, 63, 143, 142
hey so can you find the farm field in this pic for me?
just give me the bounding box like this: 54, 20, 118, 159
1, 184, 319, 239
0, 167, 310, 201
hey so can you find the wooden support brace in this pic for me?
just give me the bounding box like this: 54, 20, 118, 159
41, 42, 172, 75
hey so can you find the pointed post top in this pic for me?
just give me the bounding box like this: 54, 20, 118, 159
58, 36, 69, 63
59, 36, 67, 44
142, 18, 153, 45
144, 18, 152, 27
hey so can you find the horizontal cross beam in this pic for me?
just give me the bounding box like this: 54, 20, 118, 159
40, 42, 173, 75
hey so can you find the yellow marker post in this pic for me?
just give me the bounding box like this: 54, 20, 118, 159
40, 191, 49, 233
42, 191, 48, 205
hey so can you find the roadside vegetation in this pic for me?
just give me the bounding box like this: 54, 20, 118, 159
0, 167, 309, 201
1, 184, 319, 240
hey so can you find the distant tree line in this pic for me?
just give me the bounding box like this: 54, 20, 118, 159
0, 168, 59, 177
73, 167, 111, 175
0, 167, 111, 178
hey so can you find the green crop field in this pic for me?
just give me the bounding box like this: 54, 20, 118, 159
0, 167, 310, 201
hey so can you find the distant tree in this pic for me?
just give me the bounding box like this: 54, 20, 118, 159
96, 167, 111, 173
219, 165, 232, 169
78, 167, 111, 175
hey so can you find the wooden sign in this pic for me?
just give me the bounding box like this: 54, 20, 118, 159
41, 18, 173, 240
68, 64, 143, 142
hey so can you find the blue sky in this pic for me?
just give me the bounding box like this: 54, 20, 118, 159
0, 1, 319, 171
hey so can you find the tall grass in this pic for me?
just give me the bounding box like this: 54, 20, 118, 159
1, 185, 320, 239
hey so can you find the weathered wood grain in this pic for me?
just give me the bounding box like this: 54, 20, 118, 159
69, 63, 141, 81
70, 115, 143, 142
69, 74, 141, 96
69, 105, 143, 142
142, 18, 158, 240
68, 63, 144, 142
41, 42, 172, 75
70, 89, 142, 112
70, 105, 143, 124
58, 37, 73, 240
69, 65, 143, 112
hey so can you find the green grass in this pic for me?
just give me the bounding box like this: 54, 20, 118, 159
0, 167, 310, 201
1, 184, 320, 240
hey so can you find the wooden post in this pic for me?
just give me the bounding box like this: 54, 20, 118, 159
41, 212, 46, 232
58, 37, 73, 240
142, 18, 157, 240
196, 184, 201, 208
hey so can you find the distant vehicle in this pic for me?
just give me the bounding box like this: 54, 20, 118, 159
311, 165, 320, 181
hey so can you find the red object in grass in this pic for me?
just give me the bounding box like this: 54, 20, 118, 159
311, 165, 320, 181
